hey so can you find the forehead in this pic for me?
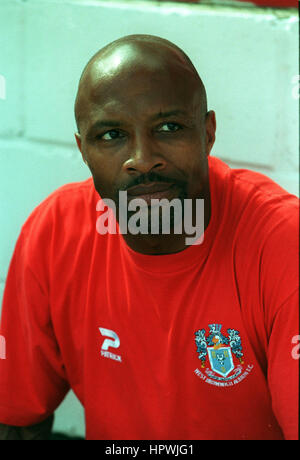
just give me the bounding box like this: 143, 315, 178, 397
77, 43, 202, 128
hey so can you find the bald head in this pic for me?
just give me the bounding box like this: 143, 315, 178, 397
74, 34, 207, 133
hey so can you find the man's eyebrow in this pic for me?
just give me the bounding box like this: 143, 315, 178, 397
86, 110, 190, 135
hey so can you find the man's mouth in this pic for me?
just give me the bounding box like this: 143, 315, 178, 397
126, 182, 177, 205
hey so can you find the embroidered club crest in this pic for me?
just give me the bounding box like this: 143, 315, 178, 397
194, 324, 252, 385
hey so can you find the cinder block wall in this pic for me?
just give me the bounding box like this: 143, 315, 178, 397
0, 0, 298, 438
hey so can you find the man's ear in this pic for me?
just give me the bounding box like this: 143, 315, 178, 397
205, 110, 216, 157
75, 133, 88, 165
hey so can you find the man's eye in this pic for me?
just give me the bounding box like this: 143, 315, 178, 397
158, 122, 182, 132
98, 130, 124, 141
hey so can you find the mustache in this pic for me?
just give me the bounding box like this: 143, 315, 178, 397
118, 171, 187, 192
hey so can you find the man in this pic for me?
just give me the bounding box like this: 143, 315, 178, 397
0, 34, 298, 440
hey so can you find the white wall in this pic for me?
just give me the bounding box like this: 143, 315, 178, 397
0, 0, 298, 438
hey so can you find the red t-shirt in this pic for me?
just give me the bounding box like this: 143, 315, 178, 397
0, 156, 298, 440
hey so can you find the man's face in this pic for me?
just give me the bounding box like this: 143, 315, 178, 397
75, 45, 215, 215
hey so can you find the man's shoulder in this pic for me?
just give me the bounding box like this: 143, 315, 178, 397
40, 177, 94, 204
22, 177, 96, 234
231, 168, 296, 202
230, 165, 298, 229
230, 164, 298, 252
209, 156, 298, 264
209, 156, 298, 218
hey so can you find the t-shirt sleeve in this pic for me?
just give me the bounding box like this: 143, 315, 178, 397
267, 289, 299, 441
260, 208, 299, 440
0, 227, 70, 426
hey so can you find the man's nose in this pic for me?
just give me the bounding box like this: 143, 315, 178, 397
123, 134, 167, 175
